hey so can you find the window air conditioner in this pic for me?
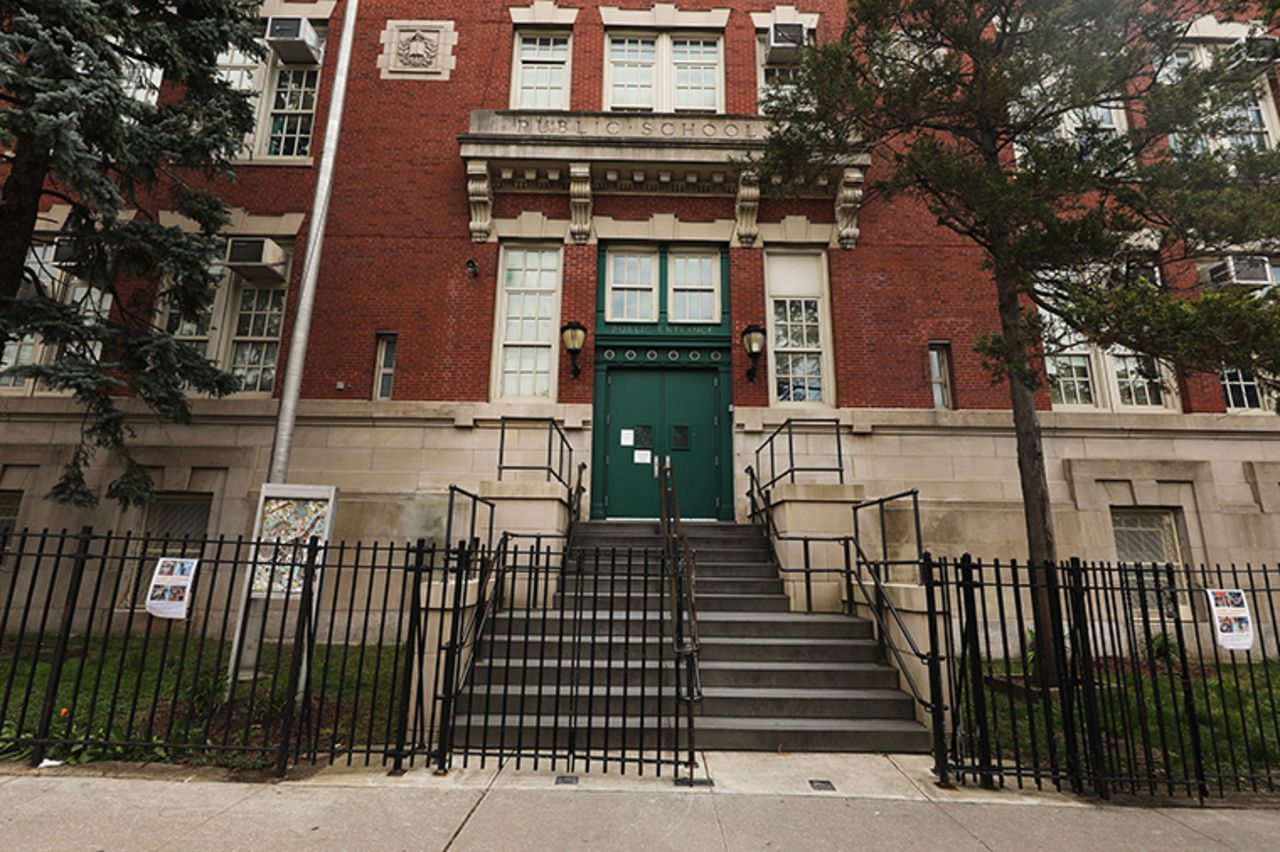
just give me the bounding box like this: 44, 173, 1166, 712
265, 17, 322, 65
1225, 36, 1279, 72
1205, 255, 1270, 289
225, 237, 287, 284
51, 239, 76, 265
766, 23, 808, 62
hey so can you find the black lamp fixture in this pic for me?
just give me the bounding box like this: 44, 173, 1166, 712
561, 321, 588, 378
466, 258, 480, 278
741, 323, 767, 382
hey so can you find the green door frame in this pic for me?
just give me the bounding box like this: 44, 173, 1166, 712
589, 243, 734, 521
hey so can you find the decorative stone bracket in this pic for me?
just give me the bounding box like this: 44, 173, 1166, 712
568, 163, 592, 244
835, 167, 864, 250
735, 171, 760, 248
467, 160, 493, 242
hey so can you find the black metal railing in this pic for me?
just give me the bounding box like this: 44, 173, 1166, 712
497, 416, 575, 488
935, 556, 1280, 801
753, 417, 844, 491
657, 458, 702, 781
443, 485, 496, 557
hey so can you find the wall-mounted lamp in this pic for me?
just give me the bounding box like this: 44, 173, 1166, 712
466, 258, 479, 278
561, 321, 588, 378
741, 323, 767, 382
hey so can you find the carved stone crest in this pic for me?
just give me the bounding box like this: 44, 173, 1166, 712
395, 29, 439, 70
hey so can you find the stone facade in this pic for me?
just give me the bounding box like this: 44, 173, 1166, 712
2, 2, 1279, 566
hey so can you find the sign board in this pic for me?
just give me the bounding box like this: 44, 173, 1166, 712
145, 557, 198, 620
248, 484, 337, 598
1207, 589, 1255, 651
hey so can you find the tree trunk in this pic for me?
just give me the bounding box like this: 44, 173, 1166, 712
0, 136, 51, 300
993, 266, 1061, 688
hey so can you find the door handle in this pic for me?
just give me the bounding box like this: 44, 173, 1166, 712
653, 456, 659, 479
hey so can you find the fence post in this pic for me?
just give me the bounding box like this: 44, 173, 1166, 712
390, 539, 427, 775
275, 536, 319, 778
435, 541, 470, 775
958, 554, 994, 788
1065, 558, 1108, 800
1165, 562, 1209, 801
1045, 559, 1082, 793
921, 552, 950, 787
30, 526, 93, 768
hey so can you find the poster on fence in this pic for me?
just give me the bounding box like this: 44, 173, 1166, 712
248, 485, 337, 598
145, 557, 198, 619
1207, 589, 1255, 651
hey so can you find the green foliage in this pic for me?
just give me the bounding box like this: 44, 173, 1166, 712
1141, 631, 1183, 664
757, 0, 1280, 394
0, 0, 264, 507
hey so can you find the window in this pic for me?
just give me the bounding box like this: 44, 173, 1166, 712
266, 67, 319, 157
1112, 507, 1184, 613
606, 251, 658, 322
121, 62, 163, 107
229, 287, 286, 392
496, 246, 560, 399
1223, 93, 1270, 152
1160, 44, 1277, 155
928, 342, 954, 409
765, 252, 831, 405
1221, 367, 1265, 410
668, 252, 719, 323
1047, 353, 1096, 407
217, 43, 321, 159
0, 337, 37, 389
127, 494, 212, 604
514, 33, 570, 109
1112, 352, 1164, 407
606, 33, 722, 112
0, 491, 20, 542
374, 334, 397, 400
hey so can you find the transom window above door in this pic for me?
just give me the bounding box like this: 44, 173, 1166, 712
606, 33, 723, 113
603, 247, 724, 326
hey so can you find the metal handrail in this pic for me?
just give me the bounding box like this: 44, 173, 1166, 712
753, 417, 844, 491
443, 485, 496, 556
497, 416, 574, 488
656, 457, 702, 779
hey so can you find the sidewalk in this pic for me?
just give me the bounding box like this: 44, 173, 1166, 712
2, 753, 1277, 851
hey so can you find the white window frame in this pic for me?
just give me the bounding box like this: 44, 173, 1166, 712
1046, 345, 1181, 413
491, 244, 563, 402
510, 31, 573, 110
374, 334, 397, 401
667, 249, 721, 324
604, 32, 724, 113
1221, 366, 1272, 412
1159, 42, 1280, 154
604, 247, 660, 323
928, 341, 954, 409
764, 250, 835, 407
217, 39, 322, 162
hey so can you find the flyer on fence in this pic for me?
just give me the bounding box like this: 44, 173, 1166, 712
1207, 588, 1254, 651
146, 557, 198, 619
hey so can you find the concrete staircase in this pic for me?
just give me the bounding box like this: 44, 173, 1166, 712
458, 521, 930, 754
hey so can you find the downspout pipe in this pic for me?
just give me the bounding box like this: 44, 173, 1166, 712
267, 0, 361, 483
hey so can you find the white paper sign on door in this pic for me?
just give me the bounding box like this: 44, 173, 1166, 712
634, 449, 652, 464
146, 557, 199, 619
620, 429, 635, 447
1207, 589, 1255, 651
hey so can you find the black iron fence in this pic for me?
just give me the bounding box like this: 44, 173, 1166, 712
935, 556, 1280, 800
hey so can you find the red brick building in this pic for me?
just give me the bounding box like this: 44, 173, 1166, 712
3, 2, 1279, 566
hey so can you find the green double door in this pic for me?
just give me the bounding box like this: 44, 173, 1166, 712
602, 369, 723, 519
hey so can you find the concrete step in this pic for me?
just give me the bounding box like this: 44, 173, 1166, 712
554, 592, 790, 613
557, 577, 784, 595
478, 635, 881, 664
699, 660, 903, 689
694, 716, 932, 753
474, 658, 675, 688
489, 610, 875, 639
700, 687, 917, 719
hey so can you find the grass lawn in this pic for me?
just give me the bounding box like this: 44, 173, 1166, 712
0, 632, 407, 769
960, 654, 1280, 796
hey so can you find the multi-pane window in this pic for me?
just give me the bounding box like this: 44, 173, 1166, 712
60, 285, 114, 363
928, 342, 954, 409
497, 247, 560, 399
1113, 353, 1164, 407
128, 493, 212, 604
1047, 353, 1096, 406
773, 299, 823, 403
0, 491, 20, 542
606, 33, 721, 112
1224, 94, 1270, 152
672, 39, 719, 111
0, 337, 37, 389
230, 288, 286, 392
668, 253, 718, 323
606, 252, 657, 321
515, 34, 570, 109
1112, 507, 1184, 613
1161, 44, 1276, 155
374, 334, 397, 400
609, 37, 657, 110
217, 48, 262, 156
1221, 367, 1264, 410
164, 292, 214, 360
267, 67, 319, 156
